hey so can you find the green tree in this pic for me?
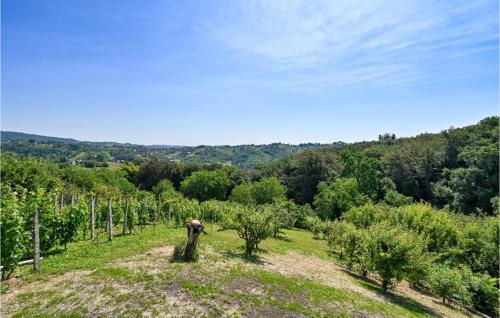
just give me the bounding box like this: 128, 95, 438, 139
427, 264, 467, 304
251, 177, 286, 205
339, 149, 383, 199
280, 150, 339, 204
233, 205, 273, 256
270, 203, 296, 237
364, 223, 430, 290
180, 170, 230, 201
314, 178, 370, 220
229, 183, 255, 205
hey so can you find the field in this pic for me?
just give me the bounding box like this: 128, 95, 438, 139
1, 225, 476, 318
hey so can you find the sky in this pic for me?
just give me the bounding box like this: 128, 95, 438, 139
2, 0, 498, 146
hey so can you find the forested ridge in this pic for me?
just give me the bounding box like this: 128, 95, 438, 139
1, 131, 336, 168
1, 116, 499, 317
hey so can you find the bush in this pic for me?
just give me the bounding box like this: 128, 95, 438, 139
383, 189, 413, 207
0, 186, 27, 280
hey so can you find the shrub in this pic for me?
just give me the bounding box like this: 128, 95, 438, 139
233, 205, 273, 256
0, 186, 27, 280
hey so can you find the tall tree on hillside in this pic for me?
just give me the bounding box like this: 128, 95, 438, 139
339, 149, 383, 199
280, 150, 339, 204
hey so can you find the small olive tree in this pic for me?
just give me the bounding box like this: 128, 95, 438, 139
233, 205, 273, 256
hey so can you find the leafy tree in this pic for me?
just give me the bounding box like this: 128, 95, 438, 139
119, 162, 139, 184
229, 183, 255, 205
314, 178, 370, 220
327, 220, 352, 258
251, 177, 286, 205
341, 225, 367, 272
339, 149, 383, 199
305, 215, 326, 239
136, 159, 184, 190
467, 273, 499, 317
364, 223, 430, 290
233, 205, 273, 256
270, 203, 296, 237
342, 203, 384, 229
279, 150, 340, 204
180, 170, 230, 201
427, 264, 468, 304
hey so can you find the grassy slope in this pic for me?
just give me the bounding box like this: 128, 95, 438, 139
2, 226, 471, 318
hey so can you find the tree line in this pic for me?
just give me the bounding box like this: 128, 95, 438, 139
1, 117, 498, 316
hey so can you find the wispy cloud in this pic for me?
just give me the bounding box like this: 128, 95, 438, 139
197, 0, 498, 90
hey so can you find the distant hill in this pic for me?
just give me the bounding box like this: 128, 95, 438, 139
1, 131, 338, 168
2, 131, 80, 144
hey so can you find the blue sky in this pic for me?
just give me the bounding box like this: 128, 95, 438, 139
2, 0, 498, 145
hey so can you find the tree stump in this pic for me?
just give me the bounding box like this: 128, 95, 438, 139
186, 219, 204, 253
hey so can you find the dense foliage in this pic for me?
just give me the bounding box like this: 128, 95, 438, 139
1, 117, 498, 317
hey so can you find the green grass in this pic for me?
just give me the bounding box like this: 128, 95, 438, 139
4, 224, 450, 317
15, 225, 185, 282
203, 225, 330, 259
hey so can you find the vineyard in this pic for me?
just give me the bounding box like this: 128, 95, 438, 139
1, 129, 499, 317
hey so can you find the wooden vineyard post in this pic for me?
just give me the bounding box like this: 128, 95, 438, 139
168, 203, 172, 225
90, 196, 96, 240
108, 197, 113, 241
157, 198, 162, 223
33, 209, 41, 272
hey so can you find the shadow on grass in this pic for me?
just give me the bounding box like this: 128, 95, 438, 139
343, 270, 443, 318
42, 248, 66, 257
221, 250, 272, 266
271, 234, 292, 242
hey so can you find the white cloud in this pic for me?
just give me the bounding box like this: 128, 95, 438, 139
198, 0, 498, 90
